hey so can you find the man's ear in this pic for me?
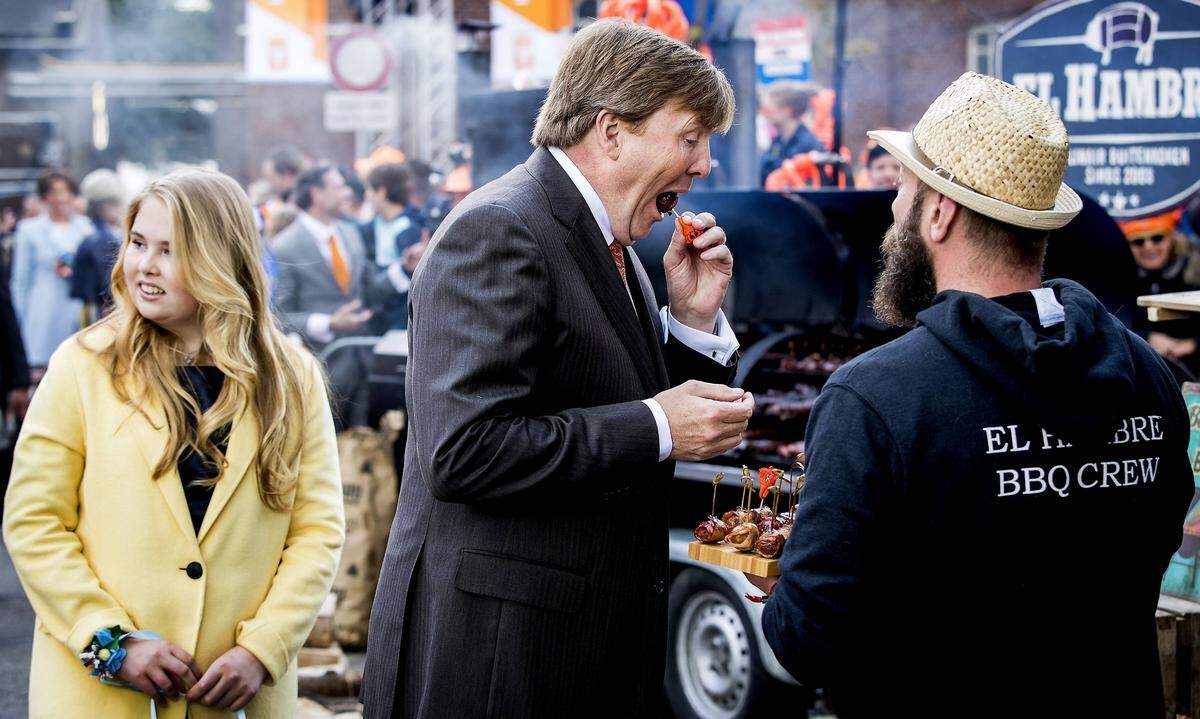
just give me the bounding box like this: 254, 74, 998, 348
594, 110, 622, 161
928, 192, 960, 245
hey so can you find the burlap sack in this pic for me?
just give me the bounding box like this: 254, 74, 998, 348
332, 417, 401, 649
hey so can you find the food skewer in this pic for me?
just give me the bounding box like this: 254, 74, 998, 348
655, 191, 704, 244
790, 452, 807, 517
739, 465, 754, 512
709, 471, 724, 518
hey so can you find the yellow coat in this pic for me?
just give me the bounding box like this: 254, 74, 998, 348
3, 330, 344, 718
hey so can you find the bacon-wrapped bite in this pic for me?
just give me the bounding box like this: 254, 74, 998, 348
721, 508, 760, 528
755, 530, 786, 559
694, 516, 728, 544
720, 508, 758, 525
757, 517, 784, 535
726, 523, 760, 552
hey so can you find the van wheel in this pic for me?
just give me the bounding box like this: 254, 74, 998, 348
666, 568, 796, 718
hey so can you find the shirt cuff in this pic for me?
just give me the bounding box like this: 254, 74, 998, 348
306, 313, 335, 344
642, 398, 673, 462
386, 262, 412, 293
662, 308, 740, 366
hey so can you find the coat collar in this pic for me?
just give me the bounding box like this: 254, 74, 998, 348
524, 147, 663, 395
127, 387, 259, 546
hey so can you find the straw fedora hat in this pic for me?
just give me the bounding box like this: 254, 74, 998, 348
868, 72, 1082, 230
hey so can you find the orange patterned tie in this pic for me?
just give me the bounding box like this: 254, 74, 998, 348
609, 241, 627, 286
329, 234, 351, 295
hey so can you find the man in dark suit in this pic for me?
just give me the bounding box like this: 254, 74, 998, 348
362, 20, 752, 718
271, 165, 409, 425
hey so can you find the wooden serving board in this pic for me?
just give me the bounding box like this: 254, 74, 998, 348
688, 541, 780, 577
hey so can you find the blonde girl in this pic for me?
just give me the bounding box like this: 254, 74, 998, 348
4, 168, 344, 717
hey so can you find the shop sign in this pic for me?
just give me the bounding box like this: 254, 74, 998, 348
996, 1, 1200, 218
753, 16, 811, 86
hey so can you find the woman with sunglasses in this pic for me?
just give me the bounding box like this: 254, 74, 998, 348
1122, 209, 1200, 376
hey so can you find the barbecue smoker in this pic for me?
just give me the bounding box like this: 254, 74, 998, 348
362, 186, 1135, 718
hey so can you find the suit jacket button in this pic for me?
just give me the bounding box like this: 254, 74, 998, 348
185, 562, 203, 580
653, 579, 666, 594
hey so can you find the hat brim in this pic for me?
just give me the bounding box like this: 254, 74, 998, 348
867, 129, 1082, 230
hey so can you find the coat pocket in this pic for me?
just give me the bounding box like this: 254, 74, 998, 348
454, 549, 585, 614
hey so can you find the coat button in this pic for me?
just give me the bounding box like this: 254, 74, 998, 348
185, 562, 203, 580
653, 579, 666, 594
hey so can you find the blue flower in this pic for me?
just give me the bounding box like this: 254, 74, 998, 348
94, 628, 115, 646
106, 647, 127, 674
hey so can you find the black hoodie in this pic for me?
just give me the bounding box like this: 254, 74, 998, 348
762, 279, 1192, 718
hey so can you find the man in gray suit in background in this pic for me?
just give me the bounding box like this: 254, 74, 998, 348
271, 165, 410, 423
363, 19, 754, 718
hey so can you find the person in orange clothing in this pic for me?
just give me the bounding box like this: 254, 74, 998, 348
759, 80, 826, 186
4, 168, 343, 717
1122, 209, 1200, 374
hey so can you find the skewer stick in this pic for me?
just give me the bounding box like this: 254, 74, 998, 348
771, 484, 782, 517
740, 465, 753, 512
710, 472, 724, 518
791, 451, 806, 516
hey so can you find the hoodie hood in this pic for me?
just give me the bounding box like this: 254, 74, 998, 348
915, 279, 1138, 444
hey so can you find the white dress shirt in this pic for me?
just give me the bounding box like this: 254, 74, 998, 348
300, 212, 410, 343
548, 146, 740, 462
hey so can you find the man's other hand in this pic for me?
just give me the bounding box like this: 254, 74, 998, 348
330, 299, 373, 333
654, 380, 754, 461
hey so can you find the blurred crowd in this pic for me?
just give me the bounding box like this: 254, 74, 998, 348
758, 79, 911, 192
3, 125, 1200, 458
0, 148, 473, 458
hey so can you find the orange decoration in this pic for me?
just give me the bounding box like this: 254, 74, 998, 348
599, 0, 690, 42
765, 153, 821, 191
758, 466, 778, 499
1118, 208, 1183, 238
809, 89, 836, 151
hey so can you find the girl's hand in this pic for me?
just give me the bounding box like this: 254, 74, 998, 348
187, 646, 268, 711
117, 637, 202, 699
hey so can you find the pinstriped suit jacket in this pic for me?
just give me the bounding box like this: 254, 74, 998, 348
362, 147, 737, 718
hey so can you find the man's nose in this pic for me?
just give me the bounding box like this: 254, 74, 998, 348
688, 140, 712, 178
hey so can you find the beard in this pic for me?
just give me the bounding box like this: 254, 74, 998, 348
870, 192, 936, 327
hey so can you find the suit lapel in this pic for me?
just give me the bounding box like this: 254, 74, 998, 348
525, 147, 661, 396
297, 224, 345, 297
197, 406, 258, 543
566, 213, 661, 396
626, 249, 670, 391
127, 400, 198, 547
126, 391, 259, 545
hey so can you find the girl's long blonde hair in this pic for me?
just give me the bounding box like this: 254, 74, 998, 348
90, 168, 309, 511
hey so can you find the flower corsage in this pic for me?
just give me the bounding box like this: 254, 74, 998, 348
80, 626, 128, 682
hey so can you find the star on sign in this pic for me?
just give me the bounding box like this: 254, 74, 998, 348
1112, 192, 1128, 211
1098, 192, 1111, 207
1130, 194, 1140, 207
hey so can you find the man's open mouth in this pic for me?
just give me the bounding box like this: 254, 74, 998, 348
656, 191, 679, 216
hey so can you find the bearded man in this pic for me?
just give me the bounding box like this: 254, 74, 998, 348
756, 73, 1193, 717
362, 19, 754, 718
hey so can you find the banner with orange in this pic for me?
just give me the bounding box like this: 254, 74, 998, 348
491, 0, 573, 88
245, 0, 331, 83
